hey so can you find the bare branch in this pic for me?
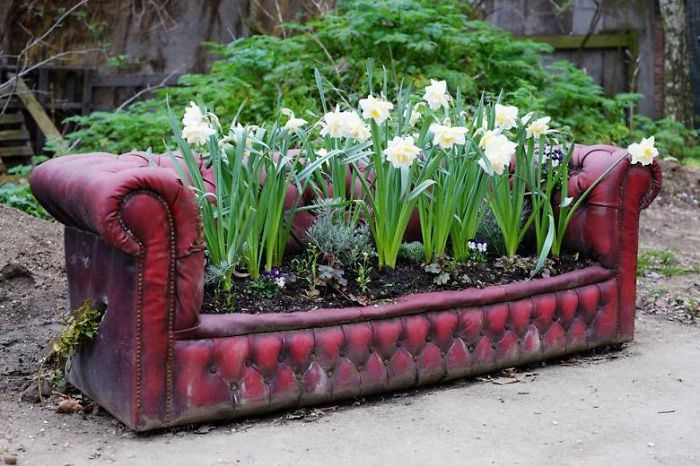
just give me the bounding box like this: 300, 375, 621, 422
115, 69, 181, 112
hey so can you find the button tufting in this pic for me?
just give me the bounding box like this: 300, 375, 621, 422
208, 366, 217, 374
467, 344, 475, 352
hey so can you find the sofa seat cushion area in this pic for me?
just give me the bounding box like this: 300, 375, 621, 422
169, 266, 617, 425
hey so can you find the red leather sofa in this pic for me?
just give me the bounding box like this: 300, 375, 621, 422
30, 145, 661, 431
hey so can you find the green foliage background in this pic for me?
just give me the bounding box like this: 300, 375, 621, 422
64, 0, 697, 158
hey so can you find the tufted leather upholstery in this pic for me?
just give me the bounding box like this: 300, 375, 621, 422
29, 145, 661, 430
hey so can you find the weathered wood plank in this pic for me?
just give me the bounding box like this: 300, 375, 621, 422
91, 73, 181, 88
0, 112, 24, 124
517, 31, 635, 50
0, 129, 29, 141
0, 145, 33, 157
12, 77, 63, 141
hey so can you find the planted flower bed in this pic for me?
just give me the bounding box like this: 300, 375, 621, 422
30, 78, 661, 430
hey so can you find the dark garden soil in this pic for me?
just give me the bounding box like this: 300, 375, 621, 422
0, 159, 698, 403
202, 254, 595, 314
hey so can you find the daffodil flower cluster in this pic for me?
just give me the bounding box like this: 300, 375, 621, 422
172, 75, 660, 288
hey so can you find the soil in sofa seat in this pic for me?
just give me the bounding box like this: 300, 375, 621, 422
202, 254, 597, 314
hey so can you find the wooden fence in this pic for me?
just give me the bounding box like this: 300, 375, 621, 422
0, 66, 180, 169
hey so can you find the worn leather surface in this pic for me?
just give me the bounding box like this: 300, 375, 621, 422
29, 145, 661, 430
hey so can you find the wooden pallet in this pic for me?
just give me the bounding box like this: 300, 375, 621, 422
0, 108, 33, 163
0, 77, 64, 171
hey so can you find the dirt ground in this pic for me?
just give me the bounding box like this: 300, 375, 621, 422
1, 160, 699, 465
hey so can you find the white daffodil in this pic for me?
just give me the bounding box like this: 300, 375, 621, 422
628, 136, 658, 166
226, 123, 255, 158
359, 95, 394, 125
408, 103, 423, 127
423, 79, 450, 111
478, 128, 501, 149
182, 101, 206, 126
383, 135, 421, 169
479, 134, 517, 175
494, 104, 518, 130
182, 101, 215, 145
526, 116, 552, 138
429, 122, 468, 150
320, 107, 347, 139
281, 108, 307, 131
344, 112, 371, 142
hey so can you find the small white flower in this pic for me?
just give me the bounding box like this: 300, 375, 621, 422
281, 108, 307, 131
284, 118, 307, 131
274, 276, 286, 288
182, 102, 215, 145
316, 148, 328, 157
521, 112, 534, 125
320, 107, 347, 139
423, 79, 451, 111
478, 129, 501, 149
182, 123, 215, 146
526, 116, 552, 138
494, 104, 518, 130
468, 241, 476, 250
628, 136, 658, 166
343, 112, 371, 142
226, 123, 255, 158
383, 135, 421, 169
479, 134, 517, 175
183, 101, 205, 126
359, 95, 394, 125
409, 103, 423, 127
430, 123, 468, 150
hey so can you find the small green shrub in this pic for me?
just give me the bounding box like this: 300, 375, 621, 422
0, 158, 50, 219
65, 0, 649, 154
627, 116, 700, 162
0, 180, 49, 218
398, 241, 425, 263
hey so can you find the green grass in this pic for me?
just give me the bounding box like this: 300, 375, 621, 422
637, 249, 700, 277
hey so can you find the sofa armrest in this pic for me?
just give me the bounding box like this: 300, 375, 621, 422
563, 144, 662, 340
563, 144, 662, 267
30, 152, 206, 330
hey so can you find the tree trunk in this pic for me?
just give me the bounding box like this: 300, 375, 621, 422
658, 0, 693, 127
